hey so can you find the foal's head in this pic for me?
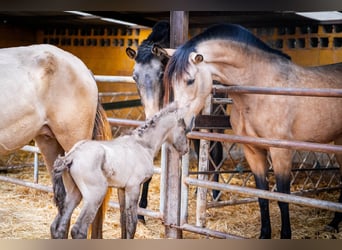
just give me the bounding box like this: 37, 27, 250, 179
168, 113, 189, 156
126, 21, 171, 119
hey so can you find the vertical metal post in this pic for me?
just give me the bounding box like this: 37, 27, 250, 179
180, 152, 190, 226
33, 142, 39, 183
196, 95, 212, 227
163, 10, 189, 239
160, 143, 167, 217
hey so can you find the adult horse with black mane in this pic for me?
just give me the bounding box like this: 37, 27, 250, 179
0, 44, 112, 238
126, 21, 225, 223
50, 103, 189, 239
163, 23, 342, 239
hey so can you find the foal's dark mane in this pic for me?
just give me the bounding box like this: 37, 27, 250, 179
135, 21, 170, 64
165, 23, 291, 82
134, 103, 177, 137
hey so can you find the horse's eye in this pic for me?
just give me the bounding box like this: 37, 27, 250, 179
158, 71, 164, 79
187, 79, 195, 86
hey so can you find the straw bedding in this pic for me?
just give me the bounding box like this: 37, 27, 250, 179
0, 155, 341, 239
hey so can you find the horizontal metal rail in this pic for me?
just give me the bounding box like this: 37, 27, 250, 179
185, 177, 342, 213
107, 117, 144, 127
188, 131, 342, 155
214, 85, 342, 98
0, 175, 52, 193
94, 75, 135, 83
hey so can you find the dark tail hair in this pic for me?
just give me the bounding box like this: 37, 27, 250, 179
52, 156, 72, 213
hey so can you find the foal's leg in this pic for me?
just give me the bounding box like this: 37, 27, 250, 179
327, 137, 342, 232
51, 172, 82, 238
118, 188, 127, 238
243, 145, 271, 239
138, 177, 152, 224
125, 185, 141, 239
70, 174, 108, 239
269, 148, 293, 239
118, 186, 140, 239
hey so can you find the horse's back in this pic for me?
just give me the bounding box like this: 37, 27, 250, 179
0, 44, 98, 153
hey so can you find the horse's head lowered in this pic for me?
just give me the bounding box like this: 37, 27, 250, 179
126, 21, 171, 119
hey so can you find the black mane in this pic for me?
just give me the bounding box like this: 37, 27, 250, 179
165, 23, 291, 81
135, 21, 170, 64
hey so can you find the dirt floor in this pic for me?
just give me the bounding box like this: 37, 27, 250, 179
0, 157, 341, 239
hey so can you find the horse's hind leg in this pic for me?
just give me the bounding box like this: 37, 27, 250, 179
138, 177, 152, 224
70, 173, 108, 239
326, 137, 342, 232
51, 171, 82, 238
34, 133, 64, 175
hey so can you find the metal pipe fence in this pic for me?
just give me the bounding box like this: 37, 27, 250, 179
180, 84, 342, 238
1, 75, 341, 239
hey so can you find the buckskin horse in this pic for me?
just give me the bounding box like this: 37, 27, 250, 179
0, 44, 112, 238
163, 23, 342, 238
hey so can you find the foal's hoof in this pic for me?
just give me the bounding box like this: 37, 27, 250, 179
71, 226, 87, 239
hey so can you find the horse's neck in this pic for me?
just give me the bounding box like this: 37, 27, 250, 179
197, 40, 289, 86
138, 115, 175, 156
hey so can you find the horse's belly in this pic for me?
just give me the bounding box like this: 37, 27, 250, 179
0, 105, 45, 154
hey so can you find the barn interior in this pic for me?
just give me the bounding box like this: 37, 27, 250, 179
0, 11, 341, 239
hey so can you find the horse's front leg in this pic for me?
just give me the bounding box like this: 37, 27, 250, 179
138, 177, 152, 224
243, 145, 271, 239
270, 148, 293, 239
118, 188, 127, 238
125, 185, 140, 239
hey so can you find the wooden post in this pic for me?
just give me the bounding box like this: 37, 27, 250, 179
163, 11, 189, 239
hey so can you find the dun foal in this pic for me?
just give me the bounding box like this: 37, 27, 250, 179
50, 103, 188, 239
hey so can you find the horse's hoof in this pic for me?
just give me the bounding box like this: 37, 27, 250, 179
138, 215, 146, 225
71, 225, 87, 239
324, 224, 339, 233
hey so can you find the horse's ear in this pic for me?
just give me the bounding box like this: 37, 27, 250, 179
190, 52, 204, 64
126, 47, 136, 59
151, 44, 174, 58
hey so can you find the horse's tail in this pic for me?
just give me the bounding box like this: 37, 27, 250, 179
89, 100, 113, 238
52, 156, 73, 213
92, 100, 112, 141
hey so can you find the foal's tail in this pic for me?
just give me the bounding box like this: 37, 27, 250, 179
52, 156, 73, 213
89, 100, 113, 238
